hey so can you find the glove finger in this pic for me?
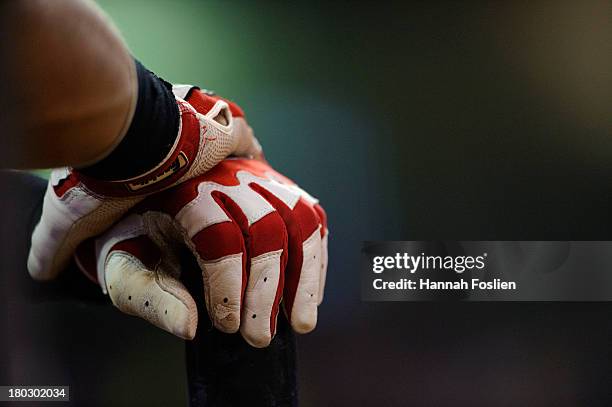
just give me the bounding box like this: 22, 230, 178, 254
104, 234, 198, 340
180, 89, 262, 166
286, 214, 322, 334
189, 219, 246, 334
250, 183, 322, 334
172, 178, 249, 334
239, 210, 287, 348
28, 169, 97, 281
233, 117, 262, 158
205, 191, 287, 347
313, 204, 329, 304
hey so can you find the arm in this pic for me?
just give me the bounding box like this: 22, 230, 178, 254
0, 0, 136, 168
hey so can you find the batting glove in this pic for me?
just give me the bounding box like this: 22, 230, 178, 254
74, 159, 329, 346
28, 85, 261, 281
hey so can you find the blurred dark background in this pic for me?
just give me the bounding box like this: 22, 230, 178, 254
2, 0, 612, 405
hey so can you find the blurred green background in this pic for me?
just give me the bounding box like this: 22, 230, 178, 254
11, 0, 612, 405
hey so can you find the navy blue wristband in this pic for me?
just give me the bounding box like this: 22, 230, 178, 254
80, 59, 179, 181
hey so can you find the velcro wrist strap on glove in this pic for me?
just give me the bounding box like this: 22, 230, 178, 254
58, 98, 199, 197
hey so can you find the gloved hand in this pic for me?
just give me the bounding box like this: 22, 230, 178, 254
28, 85, 261, 281
74, 159, 328, 346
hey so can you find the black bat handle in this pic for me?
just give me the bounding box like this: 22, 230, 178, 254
181, 249, 299, 407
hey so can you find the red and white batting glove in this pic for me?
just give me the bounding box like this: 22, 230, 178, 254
74, 159, 328, 346
28, 85, 261, 281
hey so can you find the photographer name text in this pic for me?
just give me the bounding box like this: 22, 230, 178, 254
373, 278, 516, 291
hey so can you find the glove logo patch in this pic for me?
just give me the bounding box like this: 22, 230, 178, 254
126, 152, 189, 192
